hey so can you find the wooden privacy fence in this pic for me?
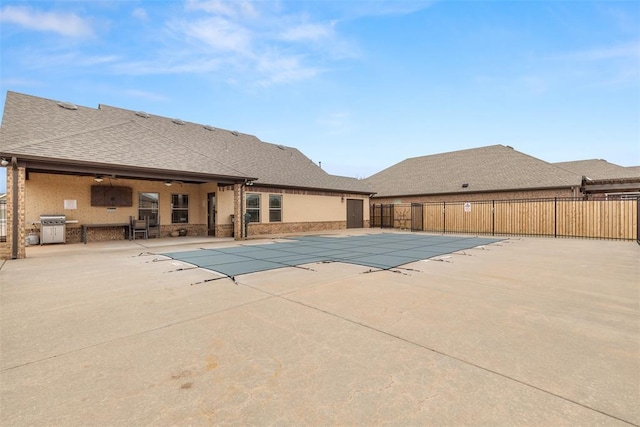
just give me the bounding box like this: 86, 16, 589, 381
370, 197, 639, 241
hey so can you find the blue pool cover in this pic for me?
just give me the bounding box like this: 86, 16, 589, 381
160, 233, 503, 278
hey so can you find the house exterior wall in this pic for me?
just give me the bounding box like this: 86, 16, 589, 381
240, 187, 370, 236
371, 188, 578, 205
7, 173, 370, 251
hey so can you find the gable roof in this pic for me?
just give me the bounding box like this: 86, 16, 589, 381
0, 91, 371, 194
365, 145, 582, 198
553, 159, 640, 180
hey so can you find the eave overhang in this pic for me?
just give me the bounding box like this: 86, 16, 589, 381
1, 153, 257, 184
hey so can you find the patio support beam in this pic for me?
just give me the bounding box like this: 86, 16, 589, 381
9, 157, 26, 259
233, 182, 244, 240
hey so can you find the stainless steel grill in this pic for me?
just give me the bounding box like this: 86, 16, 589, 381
40, 214, 66, 244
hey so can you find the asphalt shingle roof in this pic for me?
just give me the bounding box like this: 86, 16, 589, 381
364, 145, 583, 198
553, 159, 640, 180
0, 92, 370, 193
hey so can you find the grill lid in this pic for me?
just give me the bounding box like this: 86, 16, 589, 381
40, 214, 66, 224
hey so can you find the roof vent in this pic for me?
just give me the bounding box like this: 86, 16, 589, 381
276, 144, 286, 150
231, 130, 239, 136
172, 118, 185, 125
135, 111, 150, 118
57, 101, 78, 110
203, 125, 216, 131
462, 183, 469, 188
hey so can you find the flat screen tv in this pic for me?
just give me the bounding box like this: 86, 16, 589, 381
91, 185, 133, 207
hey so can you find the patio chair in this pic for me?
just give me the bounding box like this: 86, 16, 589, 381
130, 216, 148, 240
147, 215, 160, 238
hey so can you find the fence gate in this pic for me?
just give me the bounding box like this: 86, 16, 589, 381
411, 203, 424, 231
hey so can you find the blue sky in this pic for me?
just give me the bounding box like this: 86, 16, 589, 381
1, 0, 639, 192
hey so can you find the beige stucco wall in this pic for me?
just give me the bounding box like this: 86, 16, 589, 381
244, 191, 369, 223
25, 173, 212, 228
215, 185, 236, 225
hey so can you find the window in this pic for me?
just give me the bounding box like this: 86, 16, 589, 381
269, 195, 282, 222
171, 194, 189, 223
246, 193, 260, 222
138, 192, 158, 224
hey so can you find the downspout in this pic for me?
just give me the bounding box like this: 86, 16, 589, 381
11, 157, 18, 259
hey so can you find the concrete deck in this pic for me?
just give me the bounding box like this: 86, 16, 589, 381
1, 231, 638, 426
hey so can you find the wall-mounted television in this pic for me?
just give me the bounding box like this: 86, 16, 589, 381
91, 185, 133, 207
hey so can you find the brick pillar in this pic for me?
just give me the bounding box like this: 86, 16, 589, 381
6, 162, 26, 259
233, 183, 244, 240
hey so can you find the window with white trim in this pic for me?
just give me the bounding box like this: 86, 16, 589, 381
171, 194, 189, 223
138, 192, 159, 223
246, 193, 260, 222
269, 195, 282, 222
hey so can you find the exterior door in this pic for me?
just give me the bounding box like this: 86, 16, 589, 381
346, 199, 364, 228
207, 192, 216, 236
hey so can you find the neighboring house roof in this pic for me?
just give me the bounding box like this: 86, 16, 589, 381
553, 159, 640, 180
0, 91, 371, 194
365, 145, 582, 198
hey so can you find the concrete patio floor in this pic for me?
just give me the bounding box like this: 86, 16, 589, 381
1, 231, 638, 426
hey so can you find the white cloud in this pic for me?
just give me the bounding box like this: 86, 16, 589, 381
132, 7, 148, 21
185, 0, 258, 19
255, 53, 322, 85
551, 41, 640, 62
280, 21, 336, 42
0, 5, 93, 37
160, 2, 349, 85
174, 16, 252, 53
110, 55, 224, 75
337, 0, 436, 19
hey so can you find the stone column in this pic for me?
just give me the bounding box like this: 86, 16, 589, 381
6, 160, 26, 259
233, 182, 244, 240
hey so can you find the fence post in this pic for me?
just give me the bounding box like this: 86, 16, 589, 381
492, 200, 495, 236
637, 196, 639, 243
554, 197, 557, 238
442, 202, 446, 234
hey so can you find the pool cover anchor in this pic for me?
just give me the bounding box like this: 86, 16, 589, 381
190, 275, 235, 286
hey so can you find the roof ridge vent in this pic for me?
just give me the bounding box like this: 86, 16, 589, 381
57, 101, 78, 110
135, 111, 150, 118
172, 118, 185, 125
203, 125, 216, 131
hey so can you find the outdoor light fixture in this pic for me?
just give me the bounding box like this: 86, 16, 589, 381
0, 158, 8, 167
94, 176, 104, 183
164, 181, 172, 187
